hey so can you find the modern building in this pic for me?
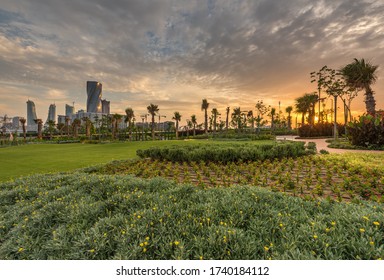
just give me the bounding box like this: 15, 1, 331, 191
86, 81, 102, 113
65, 104, 75, 117
26, 100, 38, 131
101, 99, 110, 115
57, 115, 66, 125
45, 103, 56, 124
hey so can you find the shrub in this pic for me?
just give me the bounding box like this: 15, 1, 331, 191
298, 123, 344, 138
137, 142, 314, 163
347, 115, 384, 148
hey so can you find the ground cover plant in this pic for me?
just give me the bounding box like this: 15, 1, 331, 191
88, 153, 384, 203
0, 173, 383, 260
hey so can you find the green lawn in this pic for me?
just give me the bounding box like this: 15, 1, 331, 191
0, 140, 273, 182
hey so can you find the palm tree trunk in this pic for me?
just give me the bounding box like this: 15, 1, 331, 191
151, 115, 155, 140
204, 109, 208, 134
365, 86, 376, 115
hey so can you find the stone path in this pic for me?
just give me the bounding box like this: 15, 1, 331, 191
275, 135, 384, 154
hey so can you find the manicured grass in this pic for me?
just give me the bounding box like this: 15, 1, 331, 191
0, 140, 273, 182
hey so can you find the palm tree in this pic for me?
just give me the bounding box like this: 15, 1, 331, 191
65, 116, 71, 137
72, 118, 81, 138
47, 120, 56, 140
269, 108, 276, 130
211, 108, 220, 134
34, 119, 43, 139
225, 106, 230, 131
295, 96, 307, 126
19, 117, 26, 140
82, 117, 92, 139
57, 122, 65, 137
172, 111, 181, 139
285, 106, 293, 130
125, 107, 135, 141
232, 107, 242, 132
340, 58, 378, 115
186, 120, 193, 137
111, 113, 122, 140
295, 93, 318, 125
191, 115, 197, 136
201, 99, 209, 134
147, 103, 159, 140
247, 110, 254, 131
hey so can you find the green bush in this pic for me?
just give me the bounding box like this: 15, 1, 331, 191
298, 123, 344, 138
347, 115, 384, 148
137, 142, 314, 163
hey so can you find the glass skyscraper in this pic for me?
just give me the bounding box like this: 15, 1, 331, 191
86, 81, 102, 113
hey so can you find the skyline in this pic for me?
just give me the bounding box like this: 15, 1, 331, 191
1, 0, 384, 122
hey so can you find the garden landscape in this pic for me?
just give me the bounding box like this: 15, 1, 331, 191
1, 0, 384, 264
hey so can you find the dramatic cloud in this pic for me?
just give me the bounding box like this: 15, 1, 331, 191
0, 0, 383, 122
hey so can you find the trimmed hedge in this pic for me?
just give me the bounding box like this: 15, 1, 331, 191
137, 142, 316, 163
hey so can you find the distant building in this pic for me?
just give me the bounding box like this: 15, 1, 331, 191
26, 100, 38, 131
45, 104, 56, 124
57, 115, 66, 125
86, 81, 102, 113
65, 104, 75, 117
12, 116, 21, 129
101, 99, 110, 115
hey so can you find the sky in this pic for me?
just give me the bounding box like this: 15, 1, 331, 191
1, 0, 383, 124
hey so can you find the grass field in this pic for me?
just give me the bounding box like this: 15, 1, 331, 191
0, 140, 273, 182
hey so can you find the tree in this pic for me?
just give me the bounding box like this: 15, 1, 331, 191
295, 93, 318, 126
34, 119, 43, 139
72, 118, 81, 138
19, 117, 26, 140
225, 106, 230, 131
191, 115, 197, 136
201, 99, 209, 134
147, 103, 159, 140
186, 120, 193, 137
255, 100, 269, 134
231, 107, 243, 132
285, 106, 293, 130
111, 113, 123, 140
57, 122, 65, 137
65, 116, 71, 137
82, 117, 92, 139
340, 58, 378, 115
47, 120, 56, 140
211, 108, 220, 134
125, 107, 135, 141
247, 110, 255, 132
269, 108, 276, 130
172, 111, 181, 139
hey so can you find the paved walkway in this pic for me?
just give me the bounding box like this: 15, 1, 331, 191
275, 135, 384, 154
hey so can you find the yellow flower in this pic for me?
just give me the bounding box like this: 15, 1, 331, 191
373, 221, 380, 226
18, 247, 24, 253
369, 241, 374, 246
143, 248, 147, 253
359, 228, 365, 233
144, 242, 148, 246
145, 236, 150, 241
264, 246, 269, 251
89, 249, 95, 253
139, 243, 144, 247
331, 221, 336, 226
199, 256, 203, 260
174, 241, 180, 246
313, 235, 318, 239
279, 223, 283, 227
363, 216, 369, 221
325, 228, 330, 233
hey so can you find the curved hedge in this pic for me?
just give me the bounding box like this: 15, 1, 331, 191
136, 141, 316, 163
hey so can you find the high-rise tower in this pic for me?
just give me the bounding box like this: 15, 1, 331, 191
86, 81, 102, 113
46, 104, 56, 124
26, 100, 38, 127
101, 99, 110, 115
65, 104, 75, 116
